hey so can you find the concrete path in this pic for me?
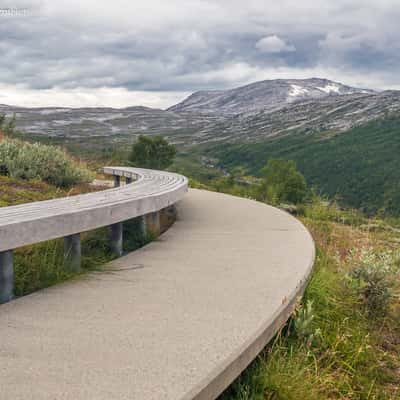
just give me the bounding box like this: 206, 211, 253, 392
0, 189, 314, 400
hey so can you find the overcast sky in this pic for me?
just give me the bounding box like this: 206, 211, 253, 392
1, 0, 400, 108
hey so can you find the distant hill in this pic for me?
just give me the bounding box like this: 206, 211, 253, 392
3, 87, 399, 148
205, 116, 400, 216
0, 79, 394, 147
0, 104, 220, 141
168, 78, 374, 115
193, 90, 400, 143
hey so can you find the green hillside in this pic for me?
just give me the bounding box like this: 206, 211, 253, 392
207, 116, 400, 215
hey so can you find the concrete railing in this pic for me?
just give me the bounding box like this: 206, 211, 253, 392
0, 167, 188, 304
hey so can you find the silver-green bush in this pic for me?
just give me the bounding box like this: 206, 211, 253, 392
0, 139, 93, 187
347, 248, 399, 318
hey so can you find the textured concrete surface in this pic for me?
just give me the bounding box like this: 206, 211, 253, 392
0, 189, 314, 400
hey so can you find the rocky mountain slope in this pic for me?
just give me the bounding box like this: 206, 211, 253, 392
1, 79, 399, 147
0, 104, 221, 142
168, 78, 374, 115
193, 90, 400, 143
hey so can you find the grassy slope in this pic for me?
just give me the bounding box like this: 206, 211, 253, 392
207, 116, 400, 215
0, 176, 64, 206
0, 175, 100, 206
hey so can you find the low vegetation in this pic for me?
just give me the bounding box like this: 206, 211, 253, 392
0, 112, 16, 136
129, 134, 176, 170
0, 138, 93, 187
257, 159, 307, 204
0, 175, 65, 207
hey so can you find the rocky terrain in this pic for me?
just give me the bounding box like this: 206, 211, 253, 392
1, 78, 399, 146
193, 90, 400, 143
168, 78, 374, 115
0, 104, 221, 144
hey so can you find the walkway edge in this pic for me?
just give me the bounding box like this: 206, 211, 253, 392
181, 216, 316, 400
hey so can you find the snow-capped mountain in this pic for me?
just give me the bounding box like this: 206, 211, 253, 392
3, 78, 395, 148
168, 78, 375, 115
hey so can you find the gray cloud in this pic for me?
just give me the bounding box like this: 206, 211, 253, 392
1, 0, 400, 107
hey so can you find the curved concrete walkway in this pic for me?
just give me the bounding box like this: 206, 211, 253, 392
0, 189, 314, 400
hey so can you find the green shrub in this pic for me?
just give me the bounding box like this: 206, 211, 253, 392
0, 112, 16, 136
293, 300, 321, 347
347, 249, 398, 318
129, 135, 176, 170
259, 159, 307, 205
0, 138, 93, 187
302, 190, 364, 225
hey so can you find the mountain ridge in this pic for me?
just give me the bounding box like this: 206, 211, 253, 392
192, 90, 400, 144
0, 78, 397, 147
167, 78, 375, 115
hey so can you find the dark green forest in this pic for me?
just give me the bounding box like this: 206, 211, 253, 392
207, 116, 400, 216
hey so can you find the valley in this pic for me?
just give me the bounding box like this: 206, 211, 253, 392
2, 77, 400, 216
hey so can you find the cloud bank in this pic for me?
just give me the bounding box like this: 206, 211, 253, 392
1, 0, 400, 108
